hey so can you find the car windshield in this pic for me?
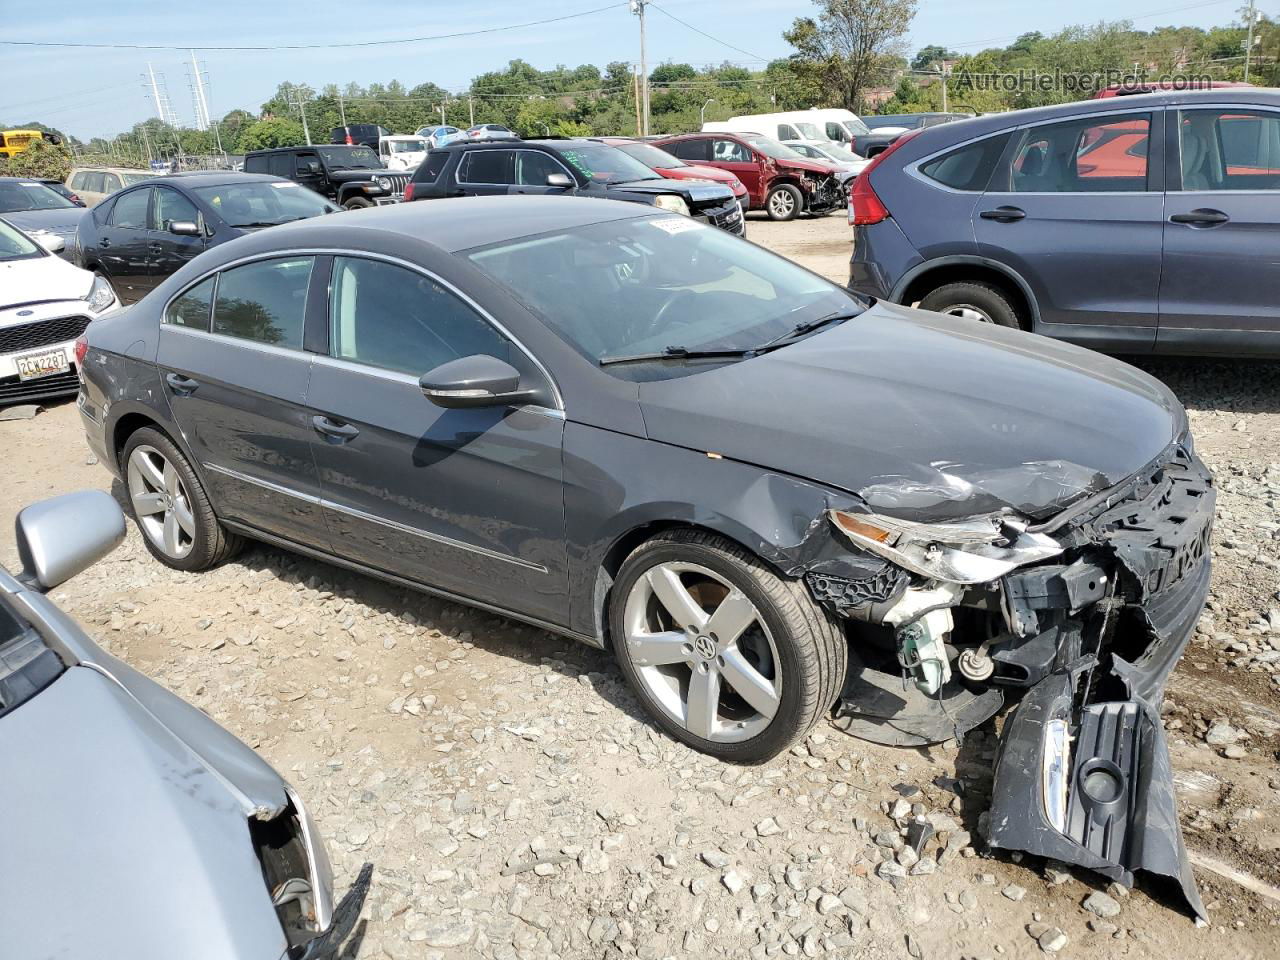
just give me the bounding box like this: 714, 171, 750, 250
844, 117, 871, 136
193, 181, 336, 227
614, 141, 685, 170
316, 146, 382, 169
465, 216, 861, 381
388, 139, 426, 153
0, 219, 42, 261
122, 172, 156, 185
822, 143, 860, 161
742, 135, 802, 160
796, 122, 823, 140
553, 143, 662, 183
0, 180, 75, 212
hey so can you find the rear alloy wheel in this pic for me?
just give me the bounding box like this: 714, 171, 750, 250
917, 281, 1023, 329
765, 183, 803, 222
611, 530, 846, 763
122, 427, 242, 571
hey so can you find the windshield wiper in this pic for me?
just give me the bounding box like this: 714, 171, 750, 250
599, 345, 752, 367
234, 220, 288, 228
753, 309, 862, 352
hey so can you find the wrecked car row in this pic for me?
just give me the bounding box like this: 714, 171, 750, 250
75, 193, 1214, 918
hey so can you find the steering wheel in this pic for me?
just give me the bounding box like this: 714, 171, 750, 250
639, 289, 699, 342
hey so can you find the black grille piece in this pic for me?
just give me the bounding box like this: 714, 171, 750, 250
0, 315, 91, 355
0, 370, 80, 403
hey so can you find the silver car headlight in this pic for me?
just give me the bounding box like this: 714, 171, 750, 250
653, 194, 690, 216
375, 176, 392, 191
84, 273, 116, 313
829, 509, 1062, 584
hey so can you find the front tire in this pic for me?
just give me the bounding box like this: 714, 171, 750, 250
610, 530, 846, 763
917, 281, 1023, 329
765, 183, 803, 222
122, 427, 242, 571
343, 197, 374, 210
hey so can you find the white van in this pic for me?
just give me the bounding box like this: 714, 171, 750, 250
705, 110, 873, 149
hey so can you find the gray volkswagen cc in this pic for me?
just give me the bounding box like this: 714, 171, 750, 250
0, 490, 369, 958
78, 196, 1213, 915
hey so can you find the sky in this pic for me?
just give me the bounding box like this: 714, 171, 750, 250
0, 0, 1249, 140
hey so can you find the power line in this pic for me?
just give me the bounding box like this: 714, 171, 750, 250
0, 3, 628, 51
648, 1, 768, 62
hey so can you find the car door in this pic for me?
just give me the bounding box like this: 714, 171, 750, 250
712, 138, 764, 201
1158, 106, 1280, 353
291, 150, 326, 195
96, 186, 154, 303
147, 185, 208, 291
155, 256, 330, 547
973, 109, 1164, 350
454, 149, 516, 197
305, 254, 570, 624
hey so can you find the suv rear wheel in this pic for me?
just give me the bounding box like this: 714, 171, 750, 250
918, 281, 1023, 329
765, 183, 803, 222
610, 530, 846, 763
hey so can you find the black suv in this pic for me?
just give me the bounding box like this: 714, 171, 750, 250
404, 139, 743, 234
243, 144, 408, 210
330, 123, 390, 149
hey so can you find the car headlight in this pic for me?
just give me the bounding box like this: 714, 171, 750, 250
829, 509, 1062, 584
84, 273, 116, 313
654, 194, 690, 216
375, 176, 392, 191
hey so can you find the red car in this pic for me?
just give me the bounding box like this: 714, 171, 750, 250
653, 132, 846, 221
1093, 80, 1253, 98
593, 137, 749, 206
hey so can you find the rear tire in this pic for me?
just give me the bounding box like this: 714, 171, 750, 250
765, 183, 803, 222
918, 281, 1023, 329
610, 529, 846, 763
121, 427, 242, 571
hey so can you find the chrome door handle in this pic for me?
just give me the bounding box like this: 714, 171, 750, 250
165, 373, 199, 395
311, 415, 360, 443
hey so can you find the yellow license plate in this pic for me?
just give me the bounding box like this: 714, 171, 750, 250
15, 347, 69, 381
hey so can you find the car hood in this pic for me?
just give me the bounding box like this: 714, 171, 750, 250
0, 253, 92, 309
608, 178, 735, 202
0, 666, 290, 960
773, 157, 840, 176
663, 164, 740, 185
635, 301, 1182, 521
3, 207, 84, 236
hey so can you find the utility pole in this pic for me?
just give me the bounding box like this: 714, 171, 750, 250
1244, 0, 1259, 82
469, 97, 475, 127
439, 99, 447, 124
338, 93, 347, 126
291, 88, 312, 145
700, 98, 716, 126
939, 61, 950, 112
630, 0, 650, 136
633, 67, 642, 137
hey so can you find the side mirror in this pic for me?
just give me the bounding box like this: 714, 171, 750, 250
305, 161, 322, 174
419, 354, 538, 409
545, 172, 574, 189
35, 233, 65, 254
168, 220, 200, 236
15, 490, 126, 592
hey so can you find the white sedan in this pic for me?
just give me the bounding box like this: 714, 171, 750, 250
0, 218, 118, 406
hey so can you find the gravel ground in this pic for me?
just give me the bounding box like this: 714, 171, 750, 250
2, 209, 1278, 959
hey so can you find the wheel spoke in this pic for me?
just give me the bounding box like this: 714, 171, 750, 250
685, 667, 720, 739
720, 644, 780, 720
163, 511, 181, 555
163, 460, 180, 497
173, 500, 196, 537
133, 452, 164, 490
704, 589, 757, 646
627, 630, 689, 667
132, 491, 166, 516
647, 567, 707, 632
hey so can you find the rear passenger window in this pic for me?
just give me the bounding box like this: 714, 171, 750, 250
1009, 114, 1150, 192
212, 257, 313, 349
268, 153, 293, 178
460, 150, 514, 184
669, 139, 711, 163
166, 276, 215, 330
920, 134, 1010, 191
329, 257, 508, 375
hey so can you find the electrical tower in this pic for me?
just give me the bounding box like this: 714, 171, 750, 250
144, 63, 180, 126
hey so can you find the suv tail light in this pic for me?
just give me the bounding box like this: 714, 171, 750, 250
345, 133, 354, 145
848, 128, 923, 226
403, 182, 415, 202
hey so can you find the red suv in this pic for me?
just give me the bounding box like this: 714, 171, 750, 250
654, 132, 846, 221
593, 137, 749, 207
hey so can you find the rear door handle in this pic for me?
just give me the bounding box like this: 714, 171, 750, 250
165, 373, 199, 395
311, 415, 360, 443
148, 241, 163, 253
1169, 208, 1229, 225
979, 206, 1026, 222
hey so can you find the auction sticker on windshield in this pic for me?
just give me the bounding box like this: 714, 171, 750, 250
648, 217, 705, 235
15, 347, 69, 381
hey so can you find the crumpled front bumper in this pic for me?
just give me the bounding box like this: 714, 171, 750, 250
985, 451, 1214, 920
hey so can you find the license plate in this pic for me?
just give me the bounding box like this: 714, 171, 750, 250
15, 347, 70, 381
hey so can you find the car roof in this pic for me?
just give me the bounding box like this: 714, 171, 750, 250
149, 172, 282, 188
229, 195, 655, 255
68, 166, 153, 174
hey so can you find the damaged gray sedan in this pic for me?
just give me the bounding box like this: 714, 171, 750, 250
0, 491, 369, 957
78, 196, 1212, 916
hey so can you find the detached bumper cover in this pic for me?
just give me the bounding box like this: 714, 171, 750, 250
299, 862, 373, 959
986, 449, 1214, 920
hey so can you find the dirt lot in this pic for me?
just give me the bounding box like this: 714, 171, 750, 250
3, 210, 1278, 959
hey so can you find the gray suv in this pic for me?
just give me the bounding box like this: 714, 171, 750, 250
848, 88, 1280, 357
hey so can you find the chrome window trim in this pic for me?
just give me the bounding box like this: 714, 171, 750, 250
163, 247, 565, 410
202, 461, 548, 573
160, 321, 309, 361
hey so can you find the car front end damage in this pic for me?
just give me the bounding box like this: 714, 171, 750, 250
798, 172, 846, 214
802, 440, 1214, 919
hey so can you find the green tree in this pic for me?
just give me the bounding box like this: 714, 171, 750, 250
240, 117, 305, 150
784, 0, 919, 111
911, 44, 956, 70
0, 138, 72, 180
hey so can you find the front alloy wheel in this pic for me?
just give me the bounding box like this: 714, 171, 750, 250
611, 530, 847, 762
